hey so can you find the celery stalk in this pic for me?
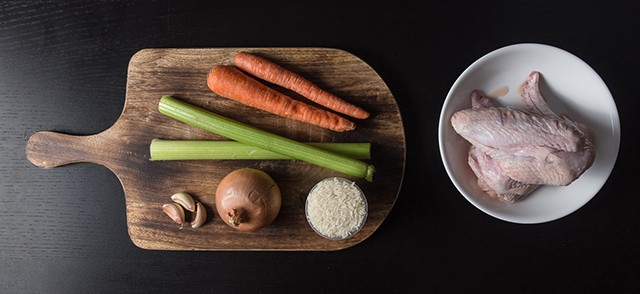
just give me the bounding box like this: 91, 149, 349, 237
150, 139, 371, 161
158, 96, 375, 181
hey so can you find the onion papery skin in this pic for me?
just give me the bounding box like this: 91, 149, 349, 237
215, 168, 281, 232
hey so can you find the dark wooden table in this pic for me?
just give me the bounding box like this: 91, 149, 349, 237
1, 1, 638, 292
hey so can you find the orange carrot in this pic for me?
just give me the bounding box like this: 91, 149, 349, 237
207, 65, 356, 132
233, 52, 370, 120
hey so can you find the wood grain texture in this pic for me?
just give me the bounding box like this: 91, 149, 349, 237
25, 48, 405, 251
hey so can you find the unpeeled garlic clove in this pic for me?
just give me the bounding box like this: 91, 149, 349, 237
162, 203, 185, 225
171, 192, 196, 212
191, 202, 207, 228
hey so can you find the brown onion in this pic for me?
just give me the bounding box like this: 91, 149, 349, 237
215, 168, 281, 232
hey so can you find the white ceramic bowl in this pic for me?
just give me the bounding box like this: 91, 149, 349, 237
438, 43, 620, 224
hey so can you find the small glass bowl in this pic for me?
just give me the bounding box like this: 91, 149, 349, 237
305, 177, 368, 240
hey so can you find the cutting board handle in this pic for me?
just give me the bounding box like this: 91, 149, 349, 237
26, 131, 110, 169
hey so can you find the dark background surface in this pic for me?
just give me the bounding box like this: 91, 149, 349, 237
1, 1, 638, 292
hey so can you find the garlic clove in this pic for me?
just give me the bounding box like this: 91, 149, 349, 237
171, 192, 196, 212
162, 203, 185, 225
191, 202, 207, 228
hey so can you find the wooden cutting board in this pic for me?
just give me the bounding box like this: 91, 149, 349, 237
25, 48, 405, 251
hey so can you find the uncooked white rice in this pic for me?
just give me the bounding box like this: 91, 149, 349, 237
306, 178, 367, 239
